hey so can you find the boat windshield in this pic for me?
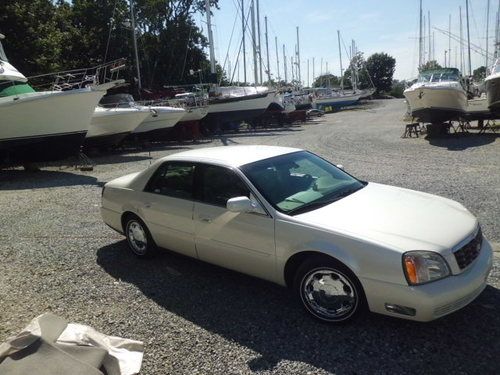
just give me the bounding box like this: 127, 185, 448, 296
241, 151, 366, 215
418, 69, 460, 83
0, 39, 9, 61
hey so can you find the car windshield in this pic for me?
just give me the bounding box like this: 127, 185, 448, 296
241, 151, 366, 215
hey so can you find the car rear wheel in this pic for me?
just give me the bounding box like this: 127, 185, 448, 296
124, 215, 156, 257
293, 256, 365, 323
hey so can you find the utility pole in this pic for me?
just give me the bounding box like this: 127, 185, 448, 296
283, 44, 287, 83
296, 26, 301, 86
275, 36, 280, 82
241, 0, 246, 83
205, 0, 216, 74
264, 16, 271, 83
466, 0, 472, 76
256, 0, 262, 84
250, 0, 258, 84
130, 0, 142, 90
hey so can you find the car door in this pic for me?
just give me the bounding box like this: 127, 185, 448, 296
193, 164, 276, 281
141, 161, 197, 258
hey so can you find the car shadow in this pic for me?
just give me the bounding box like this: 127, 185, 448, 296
427, 133, 498, 150
0, 170, 101, 190
96, 241, 500, 373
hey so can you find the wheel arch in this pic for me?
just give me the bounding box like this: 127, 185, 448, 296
284, 250, 358, 288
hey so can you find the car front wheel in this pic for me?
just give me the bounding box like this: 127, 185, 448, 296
124, 215, 156, 257
293, 256, 365, 323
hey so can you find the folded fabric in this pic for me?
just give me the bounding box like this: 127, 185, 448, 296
0, 313, 144, 375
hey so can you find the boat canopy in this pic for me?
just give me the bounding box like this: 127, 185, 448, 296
0, 82, 35, 97
211, 86, 268, 98
418, 68, 461, 83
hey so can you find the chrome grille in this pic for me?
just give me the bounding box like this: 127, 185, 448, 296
454, 227, 482, 270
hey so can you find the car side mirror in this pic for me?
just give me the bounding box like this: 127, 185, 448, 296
227, 196, 260, 213
336, 164, 345, 170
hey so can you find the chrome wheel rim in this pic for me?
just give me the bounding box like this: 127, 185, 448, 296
127, 221, 147, 254
301, 268, 357, 321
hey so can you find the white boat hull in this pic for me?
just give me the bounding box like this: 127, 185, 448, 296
179, 106, 208, 122
403, 84, 467, 123
0, 88, 104, 163
132, 106, 186, 134
85, 107, 150, 148
485, 72, 500, 112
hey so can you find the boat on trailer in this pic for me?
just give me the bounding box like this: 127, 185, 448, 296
404, 68, 468, 124
0, 35, 105, 166
485, 59, 500, 114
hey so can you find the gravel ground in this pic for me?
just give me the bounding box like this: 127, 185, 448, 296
0, 99, 499, 374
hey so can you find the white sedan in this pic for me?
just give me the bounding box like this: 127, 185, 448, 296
101, 145, 493, 323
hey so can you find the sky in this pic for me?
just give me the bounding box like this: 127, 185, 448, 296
195, 0, 497, 84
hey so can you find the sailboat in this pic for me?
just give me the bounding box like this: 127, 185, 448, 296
202, 0, 276, 130
0, 34, 105, 166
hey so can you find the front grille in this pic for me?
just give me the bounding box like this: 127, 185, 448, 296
454, 227, 482, 270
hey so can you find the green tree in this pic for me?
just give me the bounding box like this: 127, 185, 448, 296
390, 79, 407, 98
313, 74, 340, 88
419, 60, 442, 72
473, 66, 487, 81
365, 52, 396, 94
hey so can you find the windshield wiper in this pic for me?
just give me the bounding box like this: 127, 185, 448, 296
287, 185, 364, 215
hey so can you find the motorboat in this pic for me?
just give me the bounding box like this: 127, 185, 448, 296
403, 68, 468, 124
0, 35, 104, 165
484, 59, 500, 113
99, 94, 185, 140
203, 86, 276, 129
84, 106, 151, 149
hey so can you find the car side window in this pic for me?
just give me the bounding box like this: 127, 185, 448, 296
199, 165, 250, 207
145, 162, 195, 199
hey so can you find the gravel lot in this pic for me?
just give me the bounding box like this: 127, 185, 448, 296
0, 99, 499, 374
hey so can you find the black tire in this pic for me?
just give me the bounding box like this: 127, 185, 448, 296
123, 214, 157, 257
293, 255, 366, 323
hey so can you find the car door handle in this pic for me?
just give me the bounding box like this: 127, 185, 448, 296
199, 217, 212, 223
144, 202, 152, 208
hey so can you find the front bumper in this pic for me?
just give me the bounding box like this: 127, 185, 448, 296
361, 238, 493, 322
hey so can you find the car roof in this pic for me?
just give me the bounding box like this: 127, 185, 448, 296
160, 145, 302, 167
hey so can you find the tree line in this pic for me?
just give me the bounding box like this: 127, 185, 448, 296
0, 0, 220, 95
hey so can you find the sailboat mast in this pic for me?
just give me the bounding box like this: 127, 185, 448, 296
205, 0, 216, 74
337, 30, 343, 90
256, 0, 262, 84
283, 44, 287, 83
486, 0, 490, 68
275, 36, 280, 82
296, 26, 301, 86
307, 58, 310, 87
419, 0, 423, 67
466, 0, 472, 75
448, 14, 451, 67
250, 0, 258, 84
241, 0, 246, 83
460, 6, 464, 72
312, 57, 315, 86
264, 16, 271, 83
130, 0, 142, 90
428, 10, 431, 61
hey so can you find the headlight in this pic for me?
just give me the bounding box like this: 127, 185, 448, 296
403, 251, 450, 285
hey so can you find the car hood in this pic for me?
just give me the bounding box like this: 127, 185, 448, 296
294, 183, 477, 253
